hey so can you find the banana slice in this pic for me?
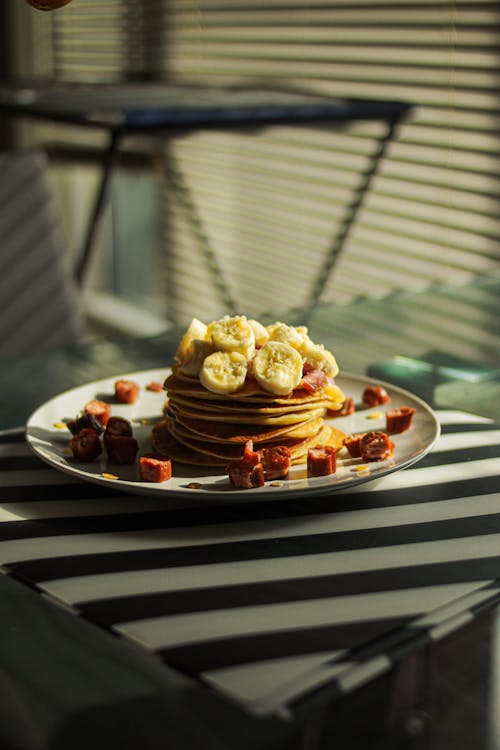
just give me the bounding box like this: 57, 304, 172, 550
175, 318, 208, 365
300, 338, 339, 378
253, 341, 303, 395
207, 315, 255, 359
200, 351, 248, 395
180, 339, 213, 377
248, 319, 270, 347
266, 322, 307, 350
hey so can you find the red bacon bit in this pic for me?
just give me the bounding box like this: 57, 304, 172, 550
343, 434, 363, 458
104, 416, 134, 438
67, 412, 104, 436
115, 379, 140, 404
70, 428, 102, 462
307, 445, 336, 477
227, 440, 265, 488
301, 365, 328, 393
146, 381, 164, 393
228, 461, 265, 489
242, 439, 261, 467
362, 385, 391, 407
359, 431, 394, 462
84, 399, 111, 427
139, 453, 172, 483
105, 435, 139, 465
333, 397, 355, 417
386, 407, 416, 435
262, 445, 291, 480
104, 417, 138, 464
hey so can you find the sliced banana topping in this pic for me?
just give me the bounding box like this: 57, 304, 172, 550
253, 341, 303, 395
207, 315, 255, 359
300, 338, 339, 378
174, 314, 340, 396
179, 338, 213, 377
175, 318, 208, 366
266, 322, 307, 350
200, 351, 248, 395
248, 318, 270, 347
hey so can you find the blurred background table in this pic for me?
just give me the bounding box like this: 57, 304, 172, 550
2, 271, 499, 431
0, 81, 411, 288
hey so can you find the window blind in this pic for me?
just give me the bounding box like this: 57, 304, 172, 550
47, 0, 500, 326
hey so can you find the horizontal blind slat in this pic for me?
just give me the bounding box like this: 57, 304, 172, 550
43, 0, 500, 322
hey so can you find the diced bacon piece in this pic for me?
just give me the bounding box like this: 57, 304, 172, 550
343, 434, 363, 458
227, 461, 265, 489
104, 417, 138, 464
386, 406, 416, 434
84, 399, 111, 427
139, 453, 172, 482
263, 445, 291, 480
332, 397, 355, 417
227, 439, 265, 488
242, 440, 261, 467
67, 412, 104, 436
359, 431, 394, 462
105, 416, 134, 438
70, 428, 102, 462
146, 381, 164, 393
301, 365, 327, 393
115, 379, 140, 404
307, 445, 336, 477
362, 385, 391, 407
105, 435, 139, 465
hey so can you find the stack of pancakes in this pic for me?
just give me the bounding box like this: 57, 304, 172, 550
152, 369, 347, 467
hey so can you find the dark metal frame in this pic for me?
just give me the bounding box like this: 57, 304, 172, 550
0, 82, 412, 295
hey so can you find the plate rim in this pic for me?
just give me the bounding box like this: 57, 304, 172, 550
25, 368, 441, 501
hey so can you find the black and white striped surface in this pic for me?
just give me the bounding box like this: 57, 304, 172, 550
2, 410, 500, 718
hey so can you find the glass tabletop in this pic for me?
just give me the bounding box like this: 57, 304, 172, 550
0, 80, 411, 131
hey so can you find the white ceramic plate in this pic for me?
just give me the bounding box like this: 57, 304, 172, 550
26, 368, 440, 500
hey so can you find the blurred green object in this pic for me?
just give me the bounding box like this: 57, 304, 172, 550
367, 352, 500, 408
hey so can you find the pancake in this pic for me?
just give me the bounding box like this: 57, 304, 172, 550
167, 392, 342, 418
152, 419, 226, 466
165, 372, 345, 408
171, 412, 325, 445
169, 400, 326, 428
154, 415, 344, 465
153, 315, 347, 470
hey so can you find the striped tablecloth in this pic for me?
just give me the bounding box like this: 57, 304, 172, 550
2, 410, 500, 719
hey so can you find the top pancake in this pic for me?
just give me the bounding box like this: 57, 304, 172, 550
165, 372, 345, 408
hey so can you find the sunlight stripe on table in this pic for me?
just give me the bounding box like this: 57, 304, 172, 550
354, 456, 500, 491
39, 531, 500, 605
4, 490, 500, 575
0, 494, 207, 522
114, 582, 485, 651
1, 474, 500, 530
430, 430, 500, 452
414, 586, 499, 629
190, 589, 500, 716
1, 451, 498, 517
0, 443, 32, 458
437, 411, 492, 425
0, 482, 500, 563
202, 650, 348, 715
0, 469, 77, 488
